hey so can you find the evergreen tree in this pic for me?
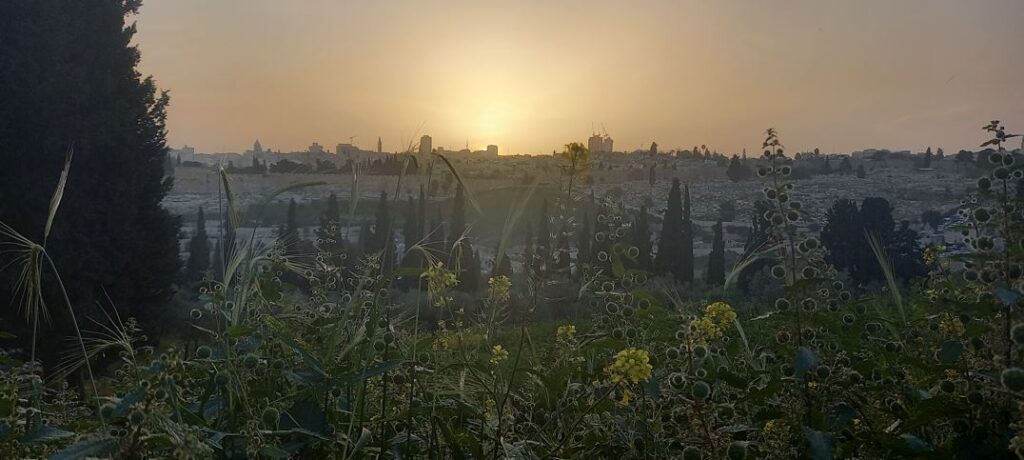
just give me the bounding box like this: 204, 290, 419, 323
493, 250, 513, 279
631, 206, 653, 270
186, 207, 210, 281
839, 157, 854, 175
278, 198, 300, 254
681, 184, 695, 283
726, 155, 752, 182
706, 220, 726, 286
821, 199, 862, 281
821, 197, 924, 286
401, 196, 420, 267
654, 179, 684, 279
212, 238, 224, 281
577, 211, 592, 267
0, 1, 185, 347
373, 191, 396, 270
450, 183, 467, 244
315, 193, 345, 268
738, 201, 775, 294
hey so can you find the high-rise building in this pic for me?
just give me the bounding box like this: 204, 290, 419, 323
588, 134, 613, 154
486, 144, 498, 156
377, 136, 383, 153
419, 135, 432, 156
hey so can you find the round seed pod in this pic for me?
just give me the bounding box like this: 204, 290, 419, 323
262, 407, 280, 427
691, 380, 710, 400
195, 346, 213, 360
727, 441, 747, 460
1002, 368, 1024, 392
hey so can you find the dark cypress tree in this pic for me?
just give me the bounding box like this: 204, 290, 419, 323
738, 200, 775, 294
631, 206, 653, 270
212, 238, 224, 282
654, 179, 683, 279
821, 199, 862, 281
577, 211, 592, 267
493, 251, 513, 279
373, 191, 396, 270
449, 184, 478, 290
450, 183, 467, 244
186, 207, 211, 281
358, 220, 372, 256
707, 220, 726, 286
401, 196, 420, 267
315, 193, 345, 268
0, 1, 189, 348
417, 185, 427, 249
726, 155, 751, 182
279, 198, 300, 255
681, 184, 695, 283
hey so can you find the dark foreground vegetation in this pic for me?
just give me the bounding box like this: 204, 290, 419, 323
4, 1, 1024, 459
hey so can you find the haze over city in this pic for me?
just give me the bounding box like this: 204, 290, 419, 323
135, 0, 1024, 155
7, 1, 1024, 457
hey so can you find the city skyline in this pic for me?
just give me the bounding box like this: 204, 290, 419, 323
135, 0, 1024, 155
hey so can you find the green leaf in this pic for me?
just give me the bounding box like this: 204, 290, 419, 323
22, 424, 73, 443
997, 285, 1020, 306
49, 436, 118, 460
333, 360, 404, 386
794, 347, 817, 378
260, 445, 291, 459
900, 433, 932, 452
643, 375, 660, 399
803, 427, 834, 460
937, 340, 963, 364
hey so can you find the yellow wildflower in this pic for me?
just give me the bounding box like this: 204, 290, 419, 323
490, 344, 509, 365
556, 324, 577, 345
487, 276, 512, 304
938, 312, 965, 337
693, 301, 737, 340
604, 347, 653, 385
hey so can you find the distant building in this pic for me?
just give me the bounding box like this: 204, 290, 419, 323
486, 144, 498, 156
253, 139, 263, 154
419, 135, 432, 156
588, 134, 614, 154
309, 142, 325, 154
377, 136, 383, 153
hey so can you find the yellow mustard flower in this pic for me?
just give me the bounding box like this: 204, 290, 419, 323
487, 276, 512, 304
604, 347, 653, 385
556, 324, 577, 345
693, 301, 737, 340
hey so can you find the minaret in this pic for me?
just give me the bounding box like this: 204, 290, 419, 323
377, 136, 382, 153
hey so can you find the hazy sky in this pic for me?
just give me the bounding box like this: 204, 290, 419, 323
134, 0, 1024, 155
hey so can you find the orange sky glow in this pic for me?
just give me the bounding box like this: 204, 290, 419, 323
134, 0, 1024, 155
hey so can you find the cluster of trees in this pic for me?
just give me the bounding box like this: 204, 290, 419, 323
820, 197, 926, 286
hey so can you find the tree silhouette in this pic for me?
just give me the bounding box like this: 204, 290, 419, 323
681, 184, 694, 283
186, 207, 210, 281
707, 220, 726, 286
654, 179, 684, 280
0, 1, 191, 349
